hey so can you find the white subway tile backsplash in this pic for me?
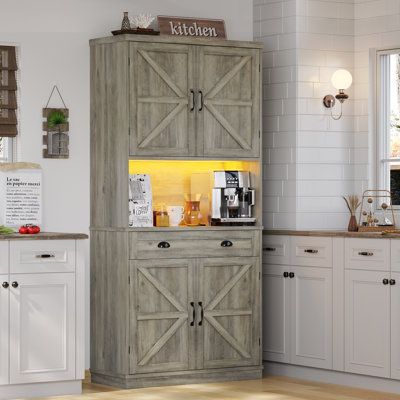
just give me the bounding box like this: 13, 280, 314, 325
297, 147, 350, 164
297, 163, 343, 179
270, 147, 293, 163
261, 2, 283, 19
270, 66, 293, 82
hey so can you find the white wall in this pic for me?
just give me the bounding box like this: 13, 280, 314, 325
1, 0, 253, 368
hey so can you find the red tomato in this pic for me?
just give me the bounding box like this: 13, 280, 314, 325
27, 225, 40, 234
19, 226, 29, 234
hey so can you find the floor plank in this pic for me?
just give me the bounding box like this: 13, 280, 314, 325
30, 376, 400, 400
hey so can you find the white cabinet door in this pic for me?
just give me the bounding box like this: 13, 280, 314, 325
0, 242, 8, 274
0, 274, 9, 385
290, 266, 333, 369
9, 273, 75, 384
345, 270, 390, 378
262, 265, 290, 363
391, 272, 400, 379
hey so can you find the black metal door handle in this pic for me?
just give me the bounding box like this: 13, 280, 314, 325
283, 272, 289, 278
358, 251, 374, 257
190, 89, 196, 112
304, 249, 318, 254
157, 241, 170, 249
383, 278, 389, 285
289, 272, 295, 279
221, 240, 233, 247
36, 254, 55, 259
11, 281, 18, 288
198, 301, 204, 326
390, 279, 396, 286
263, 247, 277, 252
2, 282, 9, 289
190, 302, 196, 326
199, 90, 204, 112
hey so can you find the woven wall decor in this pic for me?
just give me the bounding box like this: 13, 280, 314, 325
42, 86, 69, 159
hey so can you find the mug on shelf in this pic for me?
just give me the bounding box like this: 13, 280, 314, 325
167, 205, 184, 227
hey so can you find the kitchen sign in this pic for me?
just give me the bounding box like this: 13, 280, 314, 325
157, 16, 226, 39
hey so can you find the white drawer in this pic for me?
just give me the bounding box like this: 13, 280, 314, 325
262, 235, 290, 265
290, 236, 332, 268
0, 242, 8, 274
10, 240, 75, 273
345, 238, 390, 271
391, 240, 400, 272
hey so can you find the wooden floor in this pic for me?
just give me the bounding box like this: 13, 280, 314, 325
32, 376, 400, 400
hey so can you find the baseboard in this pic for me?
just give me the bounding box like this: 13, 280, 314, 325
0, 380, 82, 400
264, 361, 400, 395
91, 366, 263, 389
84, 369, 91, 384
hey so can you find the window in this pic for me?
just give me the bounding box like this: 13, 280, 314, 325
0, 45, 18, 163
377, 49, 400, 205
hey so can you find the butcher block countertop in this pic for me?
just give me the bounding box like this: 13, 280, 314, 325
0, 232, 88, 240
263, 229, 400, 239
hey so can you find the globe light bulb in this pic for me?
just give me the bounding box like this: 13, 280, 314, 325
331, 69, 352, 90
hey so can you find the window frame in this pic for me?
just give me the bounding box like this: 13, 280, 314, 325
375, 47, 400, 208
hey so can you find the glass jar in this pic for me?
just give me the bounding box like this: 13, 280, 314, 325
155, 204, 169, 227
184, 201, 201, 226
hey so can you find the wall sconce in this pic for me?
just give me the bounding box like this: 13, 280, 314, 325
323, 69, 352, 120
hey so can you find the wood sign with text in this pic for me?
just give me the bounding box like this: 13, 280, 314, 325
157, 16, 226, 39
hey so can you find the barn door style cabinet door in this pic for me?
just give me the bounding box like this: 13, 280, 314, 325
130, 256, 260, 375
126, 37, 261, 158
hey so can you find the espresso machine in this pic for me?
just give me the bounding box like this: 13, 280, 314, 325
211, 171, 256, 225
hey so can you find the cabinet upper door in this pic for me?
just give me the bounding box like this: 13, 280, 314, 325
198, 257, 260, 369
129, 42, 196, 157
197, 46, 260, 158
0, 274, 9, 385
290, 266, 332, 370
262, 265, 290, 363
130, 259, 195, 374
391, 272, 400, 380
9, 273, 75, 384
345, 270, 390, 378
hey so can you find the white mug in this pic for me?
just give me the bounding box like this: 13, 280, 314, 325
167, 206, 184, 227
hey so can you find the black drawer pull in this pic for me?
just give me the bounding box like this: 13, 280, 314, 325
383, 278, 389, 285
190, 302, 196, 326
36, 254, 55, 259
198, 301, 204, 326
264, 247, 276, 252
358, 251, 374, 257
390, 279, 396, 286
157, 241, 170, 249
283, 272, 289, 278
304, 249, 318, 254
221, 240, 233, 248
11, 281, 18, 288
2, 282, 9, 289
289, 272, 295, 279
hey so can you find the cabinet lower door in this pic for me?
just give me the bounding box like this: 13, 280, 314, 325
262, 265, 290, 363
197, 46, 260, 158
345, 270, 390, 378
290, 267, 332, 369
9, 273, 75, 384
130, 259, 195, 373
198, 257, 260, 369
0, 274, 9, 385
129, 42, 196, 157
391, 273, 400, 379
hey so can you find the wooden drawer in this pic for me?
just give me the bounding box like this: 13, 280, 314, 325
290, 236, 332, 268
0, 242, 8, 274
129, 230, 259, 259
10, 240, 76, 273
262, 235, 290, 265
345, 238, 390, 271
391, 240, 400, 272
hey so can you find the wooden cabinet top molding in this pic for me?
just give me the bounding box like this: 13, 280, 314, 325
0, 232, 88, 240
89, 34, 263, 50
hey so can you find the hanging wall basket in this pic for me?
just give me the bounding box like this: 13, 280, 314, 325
42, 86, 69, 159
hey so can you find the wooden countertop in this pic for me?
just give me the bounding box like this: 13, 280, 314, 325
263, 229, 400, 239
0, 232, 88, 241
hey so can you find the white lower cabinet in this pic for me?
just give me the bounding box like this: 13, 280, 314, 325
9, 273, 76, 384
0, 275, 9, 386
345, 270, 391, 378
391, 272, 400, 379
263, 264, 332, 369
291, 267, 332, 369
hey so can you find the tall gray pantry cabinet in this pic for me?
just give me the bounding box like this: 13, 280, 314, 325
90, 34, 263, 388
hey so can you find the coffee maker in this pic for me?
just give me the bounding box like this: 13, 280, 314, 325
211, 171, 256, 225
